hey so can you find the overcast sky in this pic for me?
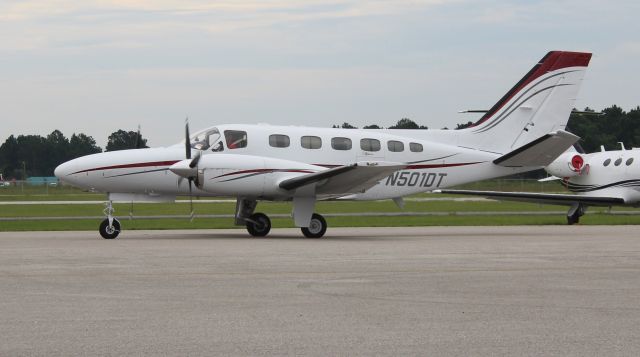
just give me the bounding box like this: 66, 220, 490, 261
2, 0, 639, 147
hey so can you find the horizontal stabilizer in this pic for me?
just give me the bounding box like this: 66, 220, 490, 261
436, 189, 624, 207
493, 130, 579, 167
280, 162, 405, 195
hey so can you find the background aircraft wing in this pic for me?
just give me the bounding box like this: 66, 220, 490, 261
436, 189, 625, 206
280, 162, 405, 195
493, 130, 579, 167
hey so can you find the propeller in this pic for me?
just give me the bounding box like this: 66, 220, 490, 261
174, 119, 201, 221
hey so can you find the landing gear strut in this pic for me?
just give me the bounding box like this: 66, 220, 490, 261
567, 203, 586, 225
301, 213, 327, 238
99, 200, 120, 239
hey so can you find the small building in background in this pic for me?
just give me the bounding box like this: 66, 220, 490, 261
26, 177, 59, 186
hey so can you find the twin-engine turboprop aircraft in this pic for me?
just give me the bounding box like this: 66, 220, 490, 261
55, 50, 592, 238
439, 144, 640, 224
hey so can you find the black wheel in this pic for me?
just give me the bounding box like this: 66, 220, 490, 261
246, 213, 271, 237
99, 218, 121, 239
567, 204, 584, 225
567, 212, 580, 225
301, 213, 327, 238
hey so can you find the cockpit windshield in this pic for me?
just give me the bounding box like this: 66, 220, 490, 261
190, 128, 224, 152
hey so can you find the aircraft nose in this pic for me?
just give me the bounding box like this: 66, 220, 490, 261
54, 161, 70, 179
54, 160, 77, 184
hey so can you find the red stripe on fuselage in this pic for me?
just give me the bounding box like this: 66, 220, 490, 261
212, 168, 316, 179
71, 160, 482, 178
71, 160, 181, 175
213, 162, 482, 180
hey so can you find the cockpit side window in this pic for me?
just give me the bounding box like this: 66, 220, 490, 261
191, 134, 209, 151
225, 130, 248, 149
191, 128, 222, 151
208, 130, 223, 152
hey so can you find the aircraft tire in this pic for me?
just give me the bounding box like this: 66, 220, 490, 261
99, 218, 121, 239
246, 213, 271, 237
301, 213, 327, 238
567, 213, 580, 225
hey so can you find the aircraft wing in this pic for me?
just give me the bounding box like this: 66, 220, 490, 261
493, 130, 579, 167
436, 189, 625, 206
280, 162, 405, 195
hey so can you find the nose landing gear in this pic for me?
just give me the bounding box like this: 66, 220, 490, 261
99, 200, 121, 239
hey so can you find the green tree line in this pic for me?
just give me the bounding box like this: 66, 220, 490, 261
1, 105, 639, 178
0, 129, 148, 179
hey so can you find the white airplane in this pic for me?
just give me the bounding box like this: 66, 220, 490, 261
55, 50, 591, 239
0, 174, 10, 187
438, 143, 640, 224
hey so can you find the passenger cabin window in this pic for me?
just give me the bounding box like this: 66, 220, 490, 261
387, 140, 404, 152
301, 136, 322, 149
269, 134, 290, 148
224, 130, 248, 149
626, 158, 634, 166
410, 142, 423, 152
331, 137, 352, 150
360, 138, 380, 152
614, 158, 622, 166
603, 158, 611, 167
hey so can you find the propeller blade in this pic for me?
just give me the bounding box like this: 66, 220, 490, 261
188, 178, 194, 221
185, 119, 191, 160
189, 151, 201, 168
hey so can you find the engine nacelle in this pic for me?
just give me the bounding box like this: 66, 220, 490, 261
545, 152, 587, 178
196, 154, 319, 197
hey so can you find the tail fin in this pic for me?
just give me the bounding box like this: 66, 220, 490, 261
461, 51, 592, 153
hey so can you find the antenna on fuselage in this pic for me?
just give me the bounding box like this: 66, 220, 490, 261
135, 124, 142, 149
618, 142, 626, 151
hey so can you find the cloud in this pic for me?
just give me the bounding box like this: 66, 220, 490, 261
0, 0, 450, 22
2, 0, 640, 146
0, 0, 456, 54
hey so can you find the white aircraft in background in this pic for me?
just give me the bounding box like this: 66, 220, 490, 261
0, 174, 10, 187
438, 143, 640, 224
55, 50, 591, 239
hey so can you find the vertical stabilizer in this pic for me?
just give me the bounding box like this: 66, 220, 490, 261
461, 51, 592, 153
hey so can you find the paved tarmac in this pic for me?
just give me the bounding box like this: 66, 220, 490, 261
1, 226, 639, 356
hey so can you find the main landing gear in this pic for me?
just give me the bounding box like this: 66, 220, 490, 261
566, 203, 586, 225
99, 200, 121, 239
244, 211, 328, 238
236, 199, 328, 238
245, 212, 272, 237
301, 213, 327, 238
